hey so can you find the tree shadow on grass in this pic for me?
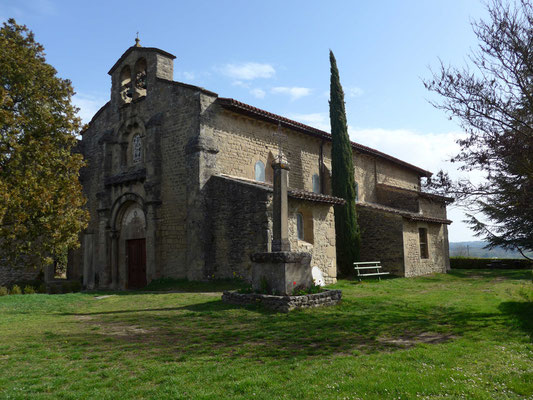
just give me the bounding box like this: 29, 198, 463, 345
82, 279, 248, 297
498, 301, 533, 341
448, 269, 532, 281
54, 297, 514, 362
63, 299, 265, 316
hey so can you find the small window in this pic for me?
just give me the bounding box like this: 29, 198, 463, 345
312, 174, 320, 194
296, 213, 304, 240
254, 161, 265, 182
354, 182, 359, 201
419, 228, 429, 259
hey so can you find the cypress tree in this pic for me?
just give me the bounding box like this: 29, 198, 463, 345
329, 50, 360, 276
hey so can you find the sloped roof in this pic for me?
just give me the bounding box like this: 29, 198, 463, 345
216, 174, 346, 205
216, 98, 433, 177
108, 46, 176, 75
98, 46, 434, 179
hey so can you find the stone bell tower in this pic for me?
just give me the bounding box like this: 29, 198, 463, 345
107, 37, 176, 110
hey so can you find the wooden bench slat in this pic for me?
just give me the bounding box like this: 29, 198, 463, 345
353, 262, 382, 265
353, 261, 389, 281
357, 272, 390, 277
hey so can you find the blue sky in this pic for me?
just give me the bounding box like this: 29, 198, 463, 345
0, 0, 490, 242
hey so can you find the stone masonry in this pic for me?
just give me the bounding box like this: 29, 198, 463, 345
67, 42, 453, 290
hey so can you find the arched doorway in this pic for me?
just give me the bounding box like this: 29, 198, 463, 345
114, 200, 147, 289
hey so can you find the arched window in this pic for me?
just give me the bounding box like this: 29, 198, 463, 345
312, 174, 320, 194
132, 134, 143, 164
419, 228, 429, 259
120, 66, 132, 103
296, 213, 304, 240
254, 161, 265, 182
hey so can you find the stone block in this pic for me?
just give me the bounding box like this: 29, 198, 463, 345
251, 251, 312, 295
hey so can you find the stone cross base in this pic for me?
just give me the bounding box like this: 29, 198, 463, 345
251, 251, 312, 296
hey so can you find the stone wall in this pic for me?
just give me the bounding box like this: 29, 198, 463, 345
375, 158, 420, 191
403, 220, 448, 277
288, 200, 337, 284
375, 185, 419, 213
75, 50, 203, 287
205, 107, 327, 193
419, 198, 448, 220
353, 153, 377, 203
357, 207, 405, 275
74, 44, 451, 288
0, 265, 40, 287
222, 289, 342, 312
205, 107, 422, 205
205, 176, 272, 280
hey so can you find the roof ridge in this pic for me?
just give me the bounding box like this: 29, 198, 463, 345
217, 97, 432, 177
108, 46, 177, 75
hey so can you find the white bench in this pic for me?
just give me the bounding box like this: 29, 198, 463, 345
353, 261, 390, 281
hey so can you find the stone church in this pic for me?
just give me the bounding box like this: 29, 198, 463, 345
68, 41, 452, 290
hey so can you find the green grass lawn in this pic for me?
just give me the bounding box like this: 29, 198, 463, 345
0, 269, 531, 400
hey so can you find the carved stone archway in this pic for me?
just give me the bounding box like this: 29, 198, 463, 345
110, 193, 149, 289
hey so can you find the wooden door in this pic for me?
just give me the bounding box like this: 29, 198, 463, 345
127, 238, 146, 289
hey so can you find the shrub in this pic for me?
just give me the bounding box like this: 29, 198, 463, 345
293, 283, 324, 296
37, 283, 47, 294
0, 286, 8, 296
23, 285, 35, 294
451, 257, 532, 269
259, 276, 271, 294
237, 285, 253, 294
11, 285, 22, 295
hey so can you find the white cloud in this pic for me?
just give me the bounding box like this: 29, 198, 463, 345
346, 86, 364, 97
271, 86, 312, 101
348, 128, 463, 178
183, 71, 195, 80
250, 88, 266, 99
288, 112, 329, 131
232, 80, 250, 88
219, 62, 275, 80
72, 93, 107, 124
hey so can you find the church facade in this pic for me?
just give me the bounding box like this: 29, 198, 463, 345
69, 43, 452, 289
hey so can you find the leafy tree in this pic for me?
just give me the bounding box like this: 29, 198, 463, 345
0, 19, 88, 266
329, 50, 361, 275
425, 0, 533, 259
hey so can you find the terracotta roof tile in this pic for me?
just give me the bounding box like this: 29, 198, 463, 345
217, 175, 346, 205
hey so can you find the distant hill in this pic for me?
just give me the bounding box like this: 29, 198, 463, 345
449, 241, 532, 259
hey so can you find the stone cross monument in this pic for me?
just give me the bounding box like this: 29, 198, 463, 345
250, 125, 313, 295
271, 158, 290, 252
